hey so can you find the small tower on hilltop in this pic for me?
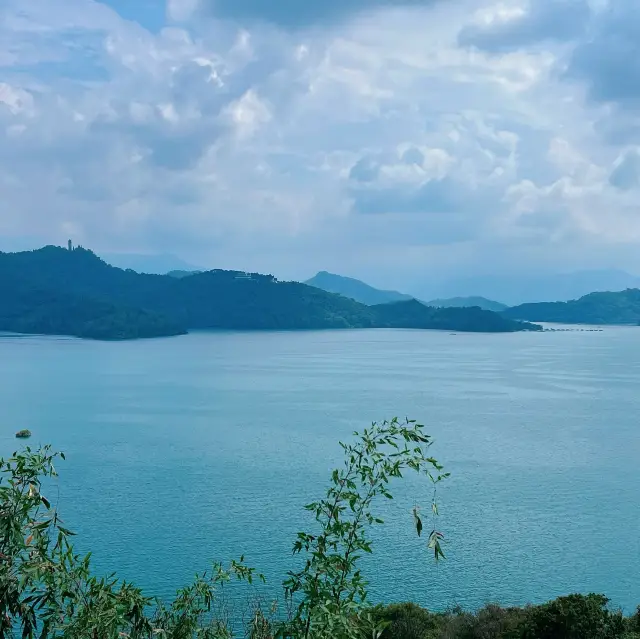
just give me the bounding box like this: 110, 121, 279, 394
68, 239, 73, 251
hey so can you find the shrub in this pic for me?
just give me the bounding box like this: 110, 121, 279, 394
439, 603, 525, 639
372, 602, 444, 639
520, 593, 626, 639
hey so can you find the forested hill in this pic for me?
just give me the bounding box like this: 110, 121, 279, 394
503, 288, 640, 325
0, 247, 540, 339
372, 299, 525, 332
0, 271, 185, 340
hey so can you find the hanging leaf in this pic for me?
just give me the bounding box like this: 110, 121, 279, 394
413, 507, 423, 537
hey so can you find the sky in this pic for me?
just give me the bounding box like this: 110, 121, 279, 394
2, 0, 640, 289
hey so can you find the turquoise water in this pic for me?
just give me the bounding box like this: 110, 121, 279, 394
1, 328, 639, 613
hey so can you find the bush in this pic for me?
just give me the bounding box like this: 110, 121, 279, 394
372, 602, 444, 639
438, 603, 525, 639
520, 593, 626, 639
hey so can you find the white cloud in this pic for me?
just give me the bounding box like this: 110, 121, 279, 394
224, 89, 272, 139
0, 83, 35, 115
167, 0, 200, 23
0, 0, 639, 282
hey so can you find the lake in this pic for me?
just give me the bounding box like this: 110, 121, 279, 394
1, 327, 639, 614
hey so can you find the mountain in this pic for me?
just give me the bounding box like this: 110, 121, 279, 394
100, 252, 203, 275
305, 271, 413, 306
425, 296, 508, 312
503, 289, 640, 325
415, 269, 640, 306
0, 247, 539, 339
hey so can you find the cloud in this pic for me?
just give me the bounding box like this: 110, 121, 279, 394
346, 142, 503, 243
568, 0, 640, 107
1, 0, 640, 284
458, 0, 590, 52
167, 0, 200, 23
609, 148, 640, 191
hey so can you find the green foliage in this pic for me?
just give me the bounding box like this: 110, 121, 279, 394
371, 599, 639, 639
0, 246, 538, 339
630, 606, 640, 633
520, 594, 626, 639
0, 418, 446, 638
503, 288, 640, 325
370, 602, 444, 639
281, 418, 448, 639
439, 604, 525, 639
0, 446, 260, 638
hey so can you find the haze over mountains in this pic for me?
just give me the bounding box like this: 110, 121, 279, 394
415, 269, 640, 306
304, 271, 414, 306
304, 268, 640, 309
304, 271, 507, 311
304, 270, 640, 326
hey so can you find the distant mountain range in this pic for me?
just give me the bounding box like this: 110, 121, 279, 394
304, 270, 640, 325
305, 271, 413, 306
305, 272, 507, 311
0, 247, 538, 340
503, 289, 640, 325
417, 269, 640, 306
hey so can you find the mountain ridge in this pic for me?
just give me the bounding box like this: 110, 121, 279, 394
0, 247, 539, 339
305, 271, 413, 305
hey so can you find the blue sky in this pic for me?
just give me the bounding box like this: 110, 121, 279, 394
1, 0, 640, 288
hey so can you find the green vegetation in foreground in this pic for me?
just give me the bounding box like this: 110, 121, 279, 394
373, 598, 640, 639
425, 296, 508, 312
0, 247, 539, 339
1, 418, 637, 639
503, 288, 640, 325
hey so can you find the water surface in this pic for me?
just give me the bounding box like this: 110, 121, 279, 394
1, 328, 638, 612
